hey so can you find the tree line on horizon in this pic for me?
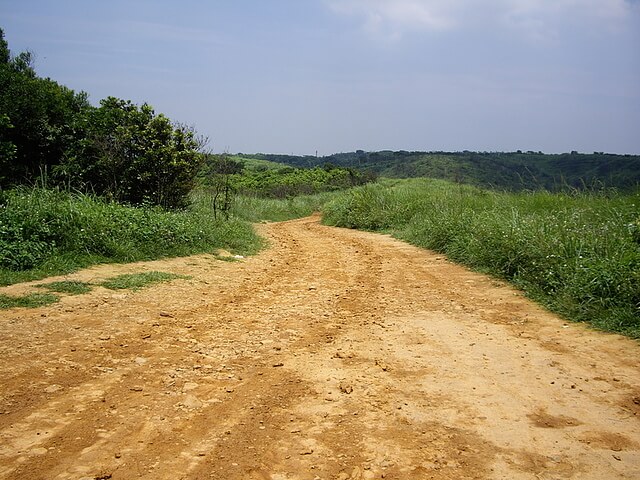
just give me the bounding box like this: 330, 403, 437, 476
241, 150, 640, 192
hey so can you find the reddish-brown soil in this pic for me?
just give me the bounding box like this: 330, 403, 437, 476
1, 215, 639, 479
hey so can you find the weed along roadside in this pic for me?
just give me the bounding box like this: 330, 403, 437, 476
0, 188, 262, 287
2, 178, 638, 341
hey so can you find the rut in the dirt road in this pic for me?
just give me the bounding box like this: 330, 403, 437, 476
1, 215, 639, 480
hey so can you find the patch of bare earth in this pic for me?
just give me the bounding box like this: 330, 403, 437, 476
1, 215, 639, 479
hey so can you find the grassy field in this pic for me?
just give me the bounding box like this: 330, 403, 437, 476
322, 179, 640, 338
229, 191, 333, 222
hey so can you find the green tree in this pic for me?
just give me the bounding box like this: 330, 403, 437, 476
60, 97, 206, 208
0, 28, 90, 187
0, 28, 9, 64
0, 113, 17, 184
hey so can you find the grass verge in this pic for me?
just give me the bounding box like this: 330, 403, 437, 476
191, 190, 335, 223
322, 179, 640, 338
99, 271, 189, 291
0, 292, 59, 309
0, 273, 186, 310
0, 187, 262, 286
36, 280, 93, 295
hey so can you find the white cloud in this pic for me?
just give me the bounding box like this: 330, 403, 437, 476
326, 0, 637, 41
499, 0, 633, 40
327, 0, 459, 39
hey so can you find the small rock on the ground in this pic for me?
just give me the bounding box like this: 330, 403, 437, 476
339, 383, 353, 394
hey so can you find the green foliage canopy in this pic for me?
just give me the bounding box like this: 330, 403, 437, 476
203, 155, 375, 199
60, 97, 205, 208
245, 150, 640, 192
0, 27, 205, 209
0, 28, 90, 186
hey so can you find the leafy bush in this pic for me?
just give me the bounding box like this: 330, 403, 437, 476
1, 29, 205, 209
200, 156, 373, 200
59, 97, 205, 209
0, 29, 90, 188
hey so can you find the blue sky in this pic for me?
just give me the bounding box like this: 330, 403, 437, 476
1, 0, 639, 155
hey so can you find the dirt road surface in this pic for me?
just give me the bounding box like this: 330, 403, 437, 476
1, 215, 639, 480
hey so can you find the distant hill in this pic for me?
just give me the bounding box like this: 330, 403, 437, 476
237, 151, 640, 191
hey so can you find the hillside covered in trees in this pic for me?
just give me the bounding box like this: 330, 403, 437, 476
241, 150, 640, 192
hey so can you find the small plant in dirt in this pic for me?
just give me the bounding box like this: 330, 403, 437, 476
0, 292, 59, 309
36, 280, 93, 295
99, 271, 189, 291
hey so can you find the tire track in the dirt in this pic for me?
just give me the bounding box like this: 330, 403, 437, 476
0, 268, 263, 478
1, 215, 640, 480
188, 218, 393, 480
226, 220, 498, 479
0, 216, 391, 479
257, 219, 640, 479
114, 217, 399, 480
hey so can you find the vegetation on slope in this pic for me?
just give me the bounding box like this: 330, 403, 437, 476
323, 179, 640, 337
200, 154, 375, 199
245, 150, 640, 192
0, 187, 260, 286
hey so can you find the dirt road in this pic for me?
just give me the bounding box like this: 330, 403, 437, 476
1, 215, 639, 480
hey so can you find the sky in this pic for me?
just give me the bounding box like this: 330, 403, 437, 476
1, 0, 639, 155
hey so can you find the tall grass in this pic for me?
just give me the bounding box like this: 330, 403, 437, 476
323, 179, 640, 338
0, 187, 261, 285
233, 193, 333, 222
